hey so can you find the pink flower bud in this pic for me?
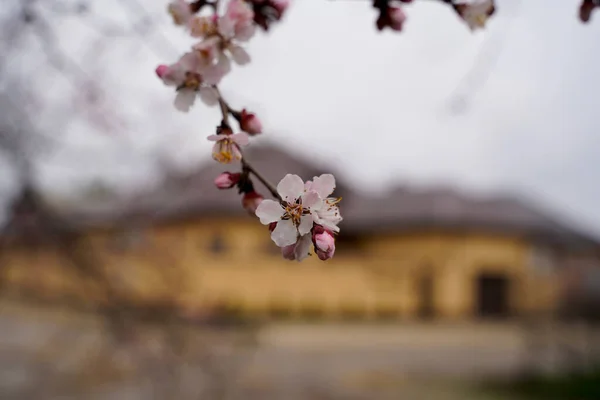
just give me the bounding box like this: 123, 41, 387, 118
242, 191, 264, 215
239, 109, 262, 135
312, 225, 335, 261
376, 6, 406, 32
387, 7, 406, 31
214, 172, 241, 189
155, 64, 169, 79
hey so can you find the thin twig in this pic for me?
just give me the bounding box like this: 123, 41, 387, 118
214, 86, 281, 201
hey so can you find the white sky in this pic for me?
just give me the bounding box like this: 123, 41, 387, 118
3, 0, 600, 235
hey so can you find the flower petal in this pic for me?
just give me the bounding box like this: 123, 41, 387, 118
310, 174, 336, 198
231, 132, 250, 146
277, 174, 305, 203
207, 134, 226, 142
255, 199, 284, 224
228, 44, 251, 66
174, 89, 196, 112
218, 15, 236, 38
235, 24, 256, 42
271, 219, 298, 247
301, 190, 323, 210
298, 215, 313, 236
294, 234, 313, 262
199, 87, 219, 106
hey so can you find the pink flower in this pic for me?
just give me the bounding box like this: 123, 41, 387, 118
255, 174, 323, 247
223, 0, 256, 41
242, 191, 263, 214
376, 6, 406, 32
281, 234, 312, 262
168, 0, 193, 26
155, 52, 220, 112
214, 172, 241, 189
239, 109, 262, 135
455, 0, 495, 31
304, 174, 343, 232
188, 16, 219, 38
207, 132, 250, 164
312, 225, 335, 261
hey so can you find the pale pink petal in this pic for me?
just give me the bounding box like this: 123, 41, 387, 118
301, 191, 323, 210
235, 24, 256, 42
271, 219, 297, 247
314, 216, 340, 233
228, 44, 251, 65
304, 180, 313, 192
232, 145, 242, 160
199, 87, 219, 106
207, 134, 227, 142
310, 174, 336, 198
297, 215, 313, 236
281, 244, 296, 260
231, 132, 250, 146
218, 15, 236, 38
174, 89, 196, 112
277, 174, 305, 203
294, 234, 312, 262
255, 199, 284, 224
202, 53, 231, 85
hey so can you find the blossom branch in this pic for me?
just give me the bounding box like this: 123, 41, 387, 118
154, 0, 596, 263
213, 85, 281, 201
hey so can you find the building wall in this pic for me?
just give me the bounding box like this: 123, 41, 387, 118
0, 216, 563, 321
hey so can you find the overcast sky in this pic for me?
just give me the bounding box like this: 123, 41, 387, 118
3, 0, 600, 235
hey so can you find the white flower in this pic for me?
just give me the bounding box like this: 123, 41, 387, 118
304, 174, 343, 232
256, 174, 323, 247
156, 52, 220, 112
207, 132, 250, 164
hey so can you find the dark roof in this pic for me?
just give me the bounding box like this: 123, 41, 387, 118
343, 186, 599, 249
3, 144, 599, 250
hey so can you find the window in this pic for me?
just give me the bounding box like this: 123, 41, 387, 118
209, 233, 227, 254
111, 229, 147, 252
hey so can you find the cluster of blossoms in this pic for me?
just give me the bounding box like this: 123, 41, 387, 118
156, 0, 595, 262
375, 0, 597, 32
156, 0, 289, 111
156, 0, 344, 262
373, 0, 495, 32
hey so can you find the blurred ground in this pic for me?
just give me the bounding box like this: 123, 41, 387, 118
0, 302, 589, 399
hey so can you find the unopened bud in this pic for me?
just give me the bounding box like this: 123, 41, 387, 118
377, 6, 406, 32
312, 225, 335, 261
580, 0, 596, 23
242, 191, 264, 215
214, 172, 241, 189
239, 109, 262, 135
155, 65, 169, 79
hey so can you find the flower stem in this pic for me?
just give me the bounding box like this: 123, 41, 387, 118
214, 85, 281, 201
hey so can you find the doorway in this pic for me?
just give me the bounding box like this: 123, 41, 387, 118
476, 273, 511, 319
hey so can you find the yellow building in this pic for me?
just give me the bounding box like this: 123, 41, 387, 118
1, 144, 599, 322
